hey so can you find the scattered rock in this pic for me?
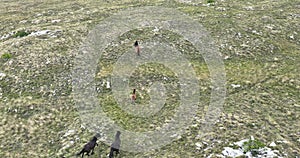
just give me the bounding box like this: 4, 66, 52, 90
231, 84, 241, 88
63, 129, 76, 137
269, 142, 276, 147
106, 81, 110, 89
61, 140, 75, 150
224, 55, 230, 60
177, 0, 202, 6
195, 142, 202, 150
222, 138, 282, 157
244, 6, 254, 11
29, 30, 62, 37
29, 30, 51, 36
216, 7, 226, 11
19, 20, 27, 24
0, 72, 6, 80
153, 27, 159, 32
222, 147, 244, 157
51, 19, 61, 23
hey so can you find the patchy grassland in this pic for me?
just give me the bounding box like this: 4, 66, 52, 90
0, 0, 299, 157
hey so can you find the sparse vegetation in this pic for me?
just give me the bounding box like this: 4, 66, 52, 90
243, 139, 265, 156
1, 53, 12, 60
230, 143, 240, 150
12, 30, 29, 38
0, 0, 298, 157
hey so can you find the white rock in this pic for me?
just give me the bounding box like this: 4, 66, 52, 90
62, 141, 74, 150
46, 59, 51, 64
244, 151, 252, 157
31, 19, 41, 24
241, 43, 249, 47
215, 154, 225, 158
231, 84, 241, 88
63, 129, 75, 137
19, 20, 27, 24
0, 34, 10, 40
51, 19, 61, 23
258, 147, 281, 157
195, 142, 202, 149
234, 139, 249, 147
203, 141, 208, 145
170, 133, 178, 138
244, 6, 254, 11
265, 24, 274, 30
276, 140, 289, 144
224, 55, 230, 60
153, 27, 159, 32
106, 81, 110, 88
269, 142, 276, 147
0, 72, 6, 79
222, 147, 244, 157
29, 30, 51, 36
223, 139, 282, 158
191, 124, 198, 127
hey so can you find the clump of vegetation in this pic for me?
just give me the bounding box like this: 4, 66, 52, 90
207, 0, 215, 3
1, 53, 12, 60
230, 143, 240, 149
243, 139, 265, 156
12, 30, 29, 38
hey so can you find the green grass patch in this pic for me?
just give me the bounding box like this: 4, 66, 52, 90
12, 30, 29, 38
243, 139, 265, 156
1, 53, 12, 60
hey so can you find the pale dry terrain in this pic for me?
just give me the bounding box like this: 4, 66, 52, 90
0, 0, 299, 157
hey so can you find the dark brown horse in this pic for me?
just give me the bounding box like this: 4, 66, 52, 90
109, 131, 121, 158
134, 41, 140, 56
77, 136, 98, 158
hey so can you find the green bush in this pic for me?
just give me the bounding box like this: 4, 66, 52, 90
243, 139, 265, 156
12, 30, 29, 38
207, 0, 215, 3
1, 53, 12, 60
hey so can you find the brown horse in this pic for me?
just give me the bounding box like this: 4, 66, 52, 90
134, 41, 140, 56
131, 89, 136, 103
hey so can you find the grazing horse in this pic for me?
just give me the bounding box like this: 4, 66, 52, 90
131, 89, 136, 103
134, 41, 140, 56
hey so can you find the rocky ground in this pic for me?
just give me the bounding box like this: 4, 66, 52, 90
0, 0, 299, 157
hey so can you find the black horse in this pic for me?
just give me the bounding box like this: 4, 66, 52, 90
77, 136, 98, 158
